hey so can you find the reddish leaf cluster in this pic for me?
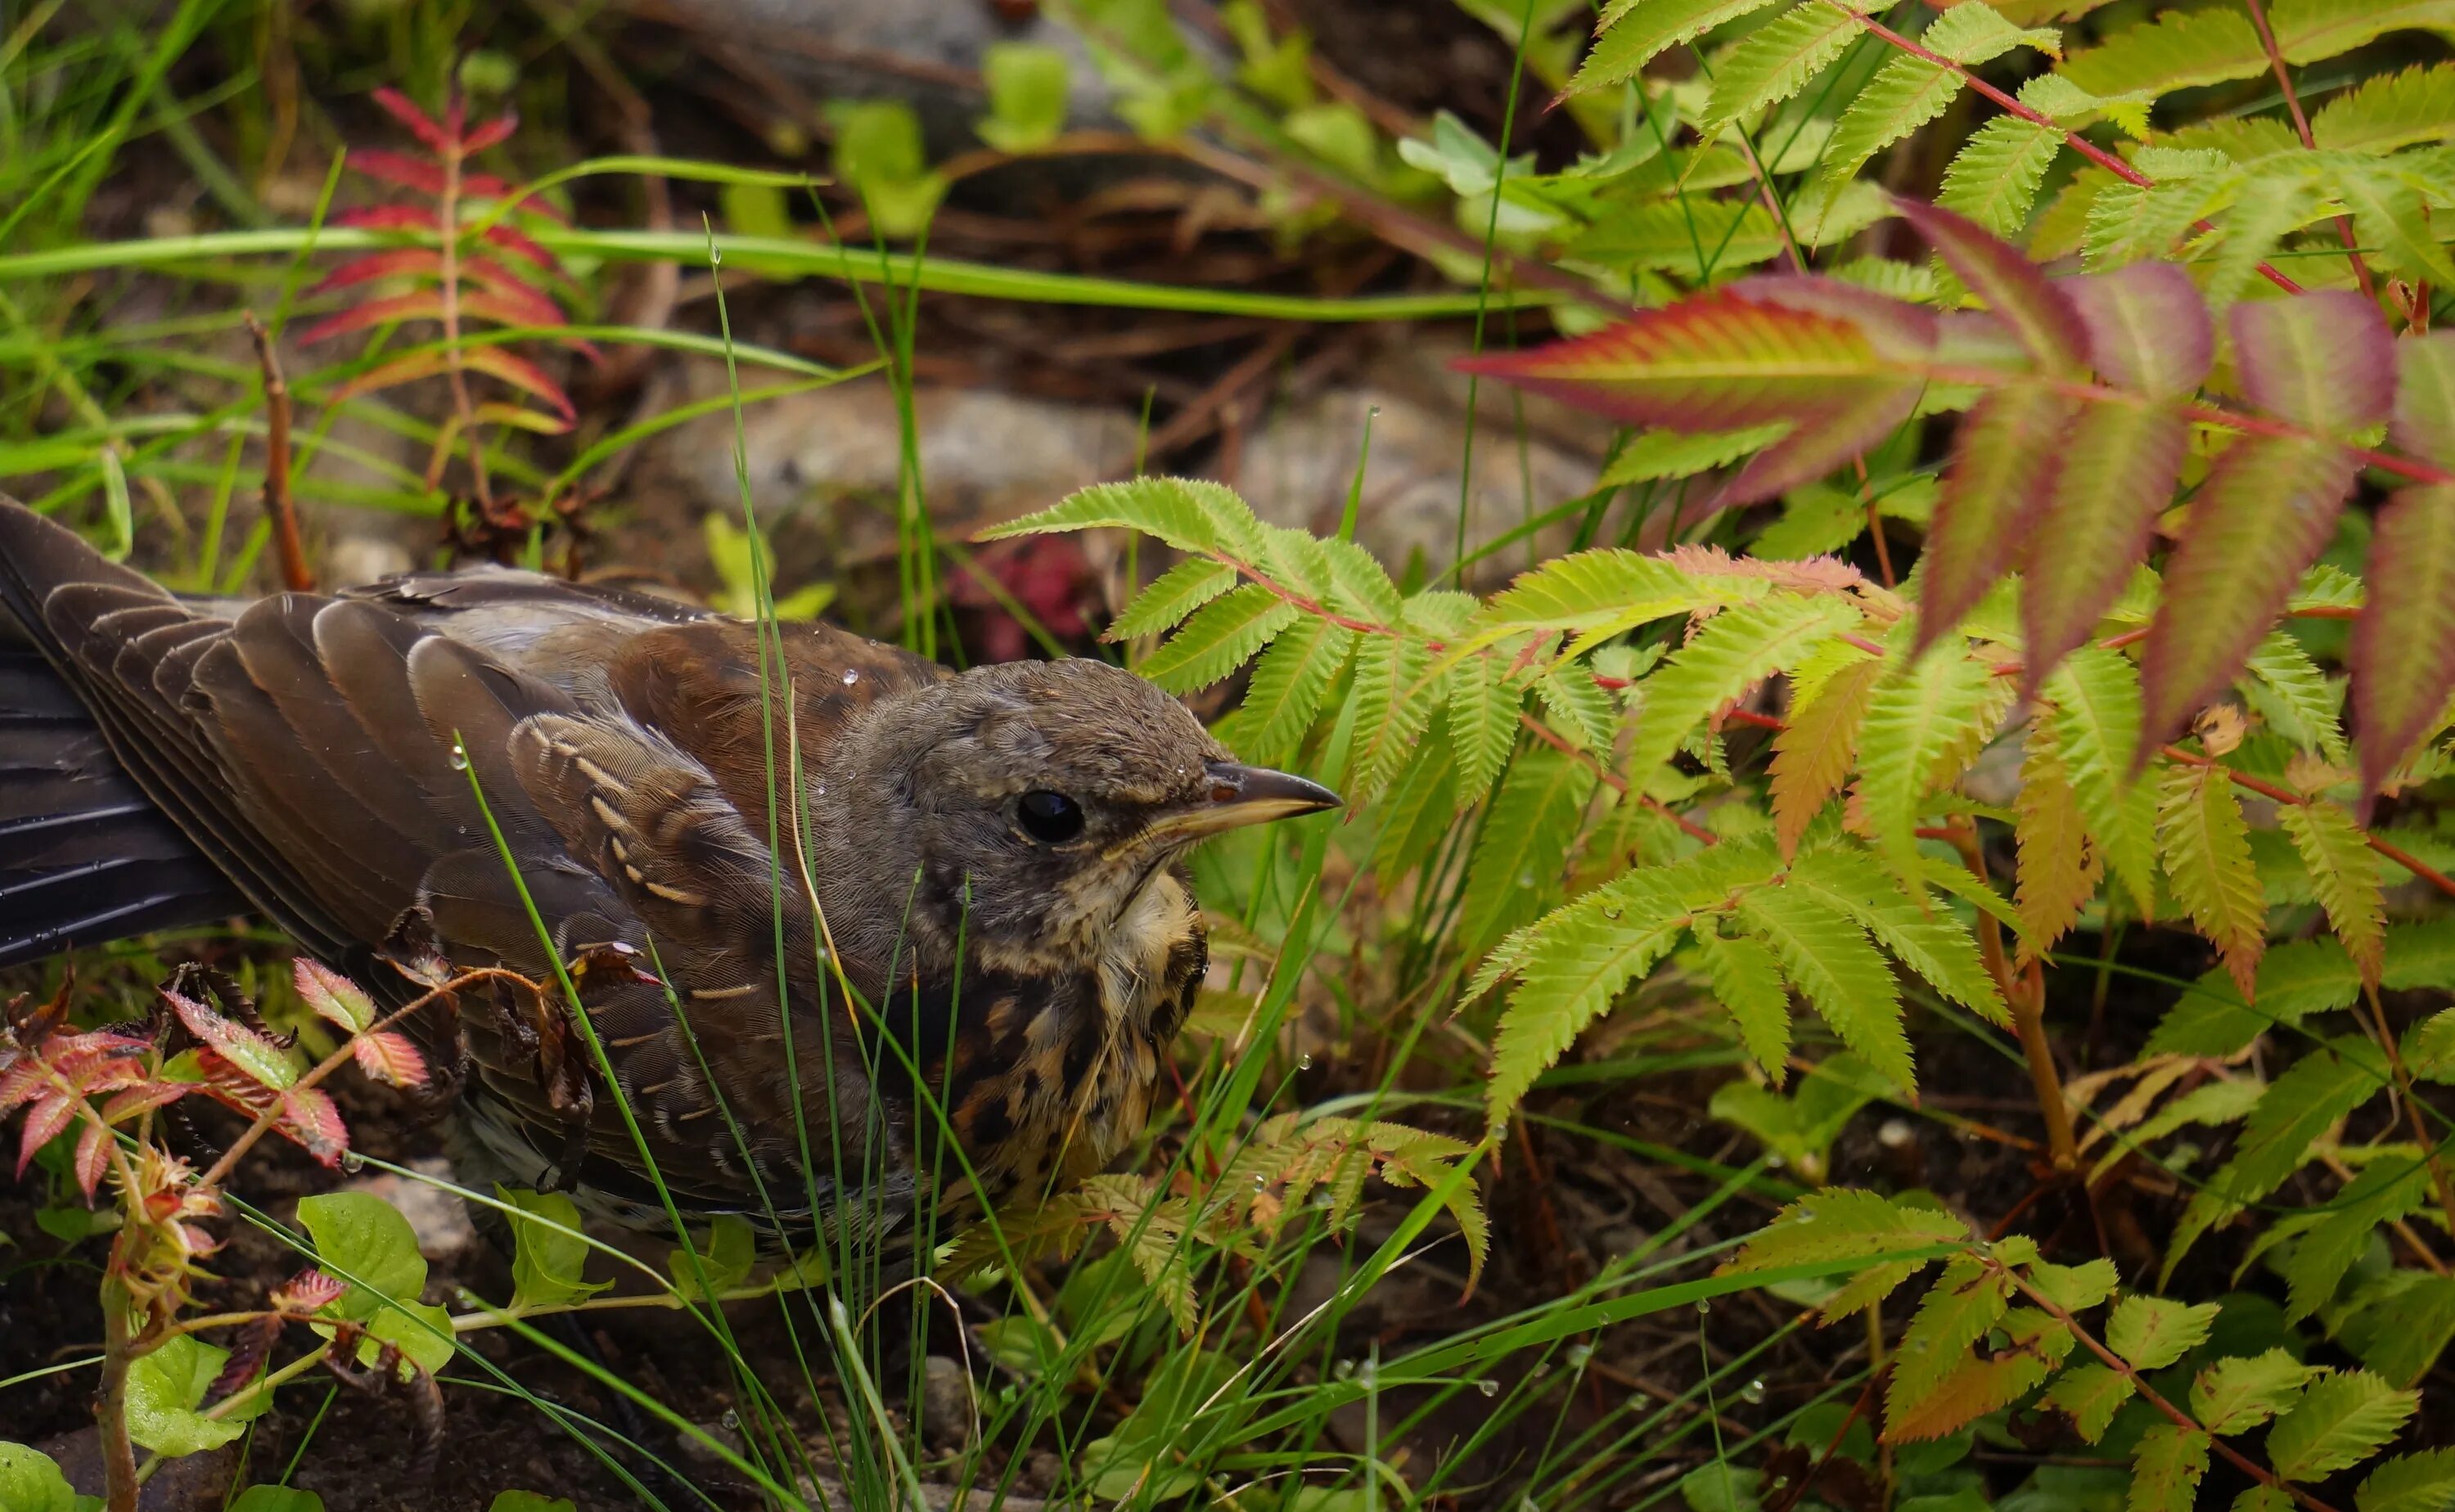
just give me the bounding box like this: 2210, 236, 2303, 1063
307, 88, 589, 502
1460, 197, 2455, 808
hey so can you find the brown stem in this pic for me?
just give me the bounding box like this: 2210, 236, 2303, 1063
2002, 1267, 2346, 1512
241, 313, 311, 592
96, 1284, 142, 1512
1949, 819, 2078, 1168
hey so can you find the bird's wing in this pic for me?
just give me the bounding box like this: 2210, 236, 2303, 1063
0, 499, 937, 1214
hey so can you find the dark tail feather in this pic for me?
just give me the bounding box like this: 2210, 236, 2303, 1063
0, 629, 242, 968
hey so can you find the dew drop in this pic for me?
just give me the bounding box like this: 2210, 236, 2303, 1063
709, 249, 724, 267
1565, 1343, 1592, 1369
448, 744, 470, 772
1476, 1378, 1500, 1397
719, 1409, 740, 1432
1309, 1190, 1334, 1209
1296, 1054, 1314, 1071
1333, 1359, 1355, 1380
841, 669, 859, 686
1252, 1173, 1269, 1190
340, 1152, 366, 1175
1740, 1378, 1768, 1405
1696, 1299, 1713, 1316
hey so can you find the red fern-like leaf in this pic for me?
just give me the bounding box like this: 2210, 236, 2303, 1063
2234, 292, 2396, 436
371, 87, 453, 155
1918, 384, 2077, 650
2354, 485, 2455, 808
2065, 263, 2213, 399
352, 1031, 430, 1090
1894, 196, 2087, 376
2137, 436, 2358, 765
2020, 403, 2189, 695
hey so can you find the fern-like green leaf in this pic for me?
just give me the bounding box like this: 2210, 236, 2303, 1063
1887, 1256, 2011, 1424
2107, 1295, 2222, 1370
1457, 745, 1599, 959
988, 475, 1266, 560
2166, 1037, 2388, 1276
1696, 923, 1794, 1080
1735, 884, 1912, 1088
1110, 557, 1241, 643
1222, 617, 1355, 767
1448, 654, 1526, 809
2047, 648, 2158, 915
1318, 535, 1403, 623
2281, 800, 2386, 987
2243, 628, 2349, 764
1568, 0, 1786, 94
2057, 7, 2264, 98
2278, 1159, 2429, 1322
1789, 845, 2007, 1023
1820, 53, 1964, 193
1536, 664, 1619, 753
2016, 713, 2097, 959
1371, 727, 1457, 881
1347, 632, 1438, 802
1855, 641, 1996, 891
1700, 2, 1870, 142
1936, 114, 2063, 236
2358, 1448, 2455, 1512
1625, 595, 1864, 783
2157, 761, 2268, 999
2192, 1349, 2319, 1434
1476, 548, 1761, 656
1137, 583, 1300, 694
1484, 871, 1694, 1127
1598, 424, 1792, 488
2041, 1364, 2136, 1443
2206, 176, 2327, 306
2313, 64, 2455, 151
1723, 1187, 1971, 1274
2331, 163, 2455, 289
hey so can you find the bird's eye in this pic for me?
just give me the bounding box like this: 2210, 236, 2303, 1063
1017, 790, 1085, 844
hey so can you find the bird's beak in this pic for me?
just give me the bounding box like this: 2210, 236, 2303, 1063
1128, 761, 1343, 850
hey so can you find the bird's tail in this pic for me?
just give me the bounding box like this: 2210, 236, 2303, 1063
0, 505, 241, 968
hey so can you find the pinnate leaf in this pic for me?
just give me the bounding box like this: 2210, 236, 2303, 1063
2191, 1349, 2318, 1433
2235, 290, 2397, 437
2138, 436, 2356, 759
2268, 1370, 2419, 1482
2066, 263, 2214, 398
2106, 1294, 2220, 1370
295, 960, 376, 1034
2048, 649, 2159, 914
1137, 585, 1297, 693
1918, 383, 2077, 647
2157, 761, 2267, 999
2354, 486, 2455, 808
2016, 714, 2097, 958
1855, 641, 1996, 891
2358, 1449, 2455, 1512
1457, 745, 1598, 960
1723, 1188, 1970, 1274
1888, 1256, 2011, 1422
1484, 872, 1694, 1127
2129, 1424, 2211, 1512
1936, 115, 2063, 236
2280, 801, 2385, 986
1734, 884, 1910, 1088
1696, 924, 1793, 1080
1894, 197, 2086, 375
1109, 558, 1238, 642
2043, 1363, 2135, 1442
1772, 648, 1882, 857
1624, 595, 1864, 783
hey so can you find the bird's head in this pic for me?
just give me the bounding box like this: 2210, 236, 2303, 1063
812, 657, 1338, 980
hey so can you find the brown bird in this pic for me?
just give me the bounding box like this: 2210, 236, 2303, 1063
0, 497, 1336, 1253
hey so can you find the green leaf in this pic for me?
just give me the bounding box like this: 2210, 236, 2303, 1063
1477, 548, 1759, 655
2340, 1273, 2455, 1386
2191, 1349, 2318, 1433
1137, 584, 1299, 694
229, 1487, 326, 1512
1568, 0, 1786, 94
1787, 845, 2006, 1023
1937, 115, 2063, 236
2129, 1424, 2212, 1512
1226, 618, 1355, 767
2167, 1037, 2389, 1276
126, 1334, 249, 1456
2027, 1257, 2119, 1312
1626, 595, 1864, 785
2279, 1159, 2430, 1321
2268, 1370, 2419, 1482
1448, 655, 1526, 808
488, 1495, 579, 1512
1889, 1256, 2011, 1423
1110, 558, 1240, 642
1600, 425, 1793, 488
2359, 1449, 2455, 1512
2106, 1295, 2220, 1371
977, 43, 1072, 153
1700, 3, 1870, 142
1371, 727, 1457, 879
987, 475, 1264, 560
1696, 923, 1794, 1080
1536, 664, 1620, 754
1735, 884, 1911, 1087
1347, 633, 1437, 802
1921, 385, 2080, 646
1821, 55, 1964, 193
1458, 744, 1599, 958
667, 1214, 757, 1302
501, 1186, 609, 1313
1484, 871, 1693, 1127
0, 1443, 76, 1512
2244, 630, 2349, 765
2158, 762, 2268, 1000
2313, 64, 2455, 151
2280, 801, 2385, 987
2016, 713, 2097, 958
2354, 484, 2455, 803
296, 1192, 429, 1323
1725, 1188, 1970, 1275
1857, 642, 1996, 892
2331, 165, 2455, 289
2042, 1364, 2136, 1443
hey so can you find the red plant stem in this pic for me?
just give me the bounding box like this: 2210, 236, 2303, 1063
2240, 0, 2378, 302
97, 1286, 139, 1512
2160, 745, 2455, 900
1517, 711, 1722, 845
242, 312, 313, 592
1837, 3, 2308, 295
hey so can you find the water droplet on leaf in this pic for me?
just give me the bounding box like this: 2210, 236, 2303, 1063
1741, 1378, 1767, 1404
1476, 1378, 1500, 1397
1296, 1054, 1313, 1071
